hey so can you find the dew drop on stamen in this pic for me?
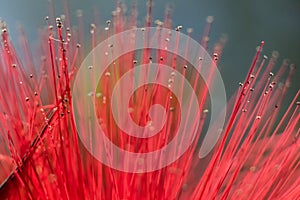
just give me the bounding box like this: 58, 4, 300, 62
256, 116, 261, 120
133, 60, 137, 64
88, 65, 93, 69
187, 28, 193, 34
48, 174, 57, 183
88, 92, 94, 97
272, 51, 279, 59
249, 166, 257, 172
76, 10, 83, 17
25, 97, 29, 102
203, 36, 209, 42
154, 19, 164, 27
98, 118, 104, 124
206, 16, 214, 23
128, 107, 134, 113
96, 93, 102, 98
12, 64, 16, 68
176, 25, 183, 31
105, 72, 111, 77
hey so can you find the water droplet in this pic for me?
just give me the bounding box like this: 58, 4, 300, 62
48, 174, 57, 183
76, 10, 83, 17
96, 93, 102, 98
128, 107, 134, 113
206, 16, 214, 23
249, 166, 257, 172
187, 28, 193, 33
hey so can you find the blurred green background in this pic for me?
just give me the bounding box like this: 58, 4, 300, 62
0, 0, 299, 100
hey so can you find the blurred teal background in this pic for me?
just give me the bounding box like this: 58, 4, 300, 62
0, 0, 299, 99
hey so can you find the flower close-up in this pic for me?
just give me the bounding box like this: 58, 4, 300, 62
0, 0, 299, 199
